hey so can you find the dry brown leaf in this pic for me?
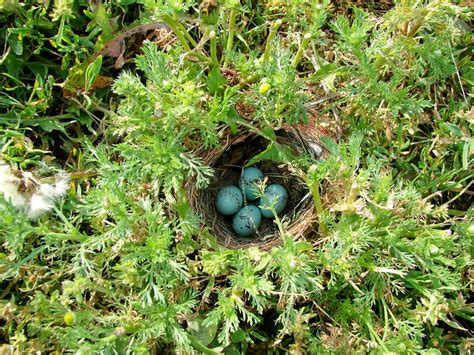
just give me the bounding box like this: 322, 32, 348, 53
97, 22, 169, 69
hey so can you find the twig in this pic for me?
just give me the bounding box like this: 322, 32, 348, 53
448, 42, 468, 105
304, 93, 342, 109
441, 180, 474, 207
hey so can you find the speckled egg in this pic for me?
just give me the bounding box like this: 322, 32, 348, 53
239, 167, 264, 201
232, 205, 262, 237
259, 184, 288, 218
215, 186, 244, 215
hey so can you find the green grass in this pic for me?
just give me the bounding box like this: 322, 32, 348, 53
0, 0, 473, 353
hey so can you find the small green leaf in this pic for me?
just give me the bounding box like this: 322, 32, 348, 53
249, 330, 268, 341
320, 136, 338, 156
188, 317, 218, 346
207, 66, 226, 94
38, 119, 69, 133
440, 317, 468, 331
225, 108, 240, 133
307, 63, 338, 82
462, 138, 473, 170
92, 2, 114, 38
84, 55, 103, 92
231, 329, 246, 343
443, 123, 463, 137
245, 142, 295, 167
7, 31, 23, 55
260, 127, 277, 140
225, 346, 240, 355
295, 241, 313, 253
254, 255, 272, 272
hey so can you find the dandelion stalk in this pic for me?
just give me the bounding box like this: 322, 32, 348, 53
234, 117, 275, 142
223, 8, 237, 68
262, 19, 283, 64
176, 20, 198, 48
291, 33, 312, 68
310, 179, 327, 235
209, 28, 218, 66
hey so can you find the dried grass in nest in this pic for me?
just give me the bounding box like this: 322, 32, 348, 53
187, 118, 332, 250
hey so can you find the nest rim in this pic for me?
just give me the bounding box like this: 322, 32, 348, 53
187, 122, 327, 250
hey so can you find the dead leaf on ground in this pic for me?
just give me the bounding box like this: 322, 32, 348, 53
97, 22, 169, 69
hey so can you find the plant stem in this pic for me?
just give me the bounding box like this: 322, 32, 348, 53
447, 209, 469, 216
273, 208, 285, 236
209, 29, 218, 66
291, 33, 312, 68
235, 118, 275, 142
310, 179, 327, 235
4, 245, 49, 280
183, 50, 212, 64
47, 232, 88, 243
176, 20, 197, 48
162, 14, 191, 52
0, 113, 77, 123
363, 317, 390, 353
448, 41, 468, 105
262, 19, 282, 63
57, 17, 66, 45
52, 206, 88, 242
223, 8, 237, 68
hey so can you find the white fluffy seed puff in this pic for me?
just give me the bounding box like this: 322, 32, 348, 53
0, 162, 70, 220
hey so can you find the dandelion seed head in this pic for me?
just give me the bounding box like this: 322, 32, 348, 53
1, 162, 70, 219
28, 193, 53, 220
39, 183, 57, 200
0, 164, 27, 208
54, 177, 70, 197
29, 177, 70, 219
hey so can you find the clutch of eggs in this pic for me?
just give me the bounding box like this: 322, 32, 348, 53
214, 167, 289, 237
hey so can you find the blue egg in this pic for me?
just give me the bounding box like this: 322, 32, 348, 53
239, 167, 264, 201
259, 184, 288, 218
215, 186, 243, 215
232, 205, 262, 237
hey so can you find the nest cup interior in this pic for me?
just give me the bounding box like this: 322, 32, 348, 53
196, 130, 316, 249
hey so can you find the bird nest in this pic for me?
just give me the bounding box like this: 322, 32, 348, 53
187, 120, 329, 250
